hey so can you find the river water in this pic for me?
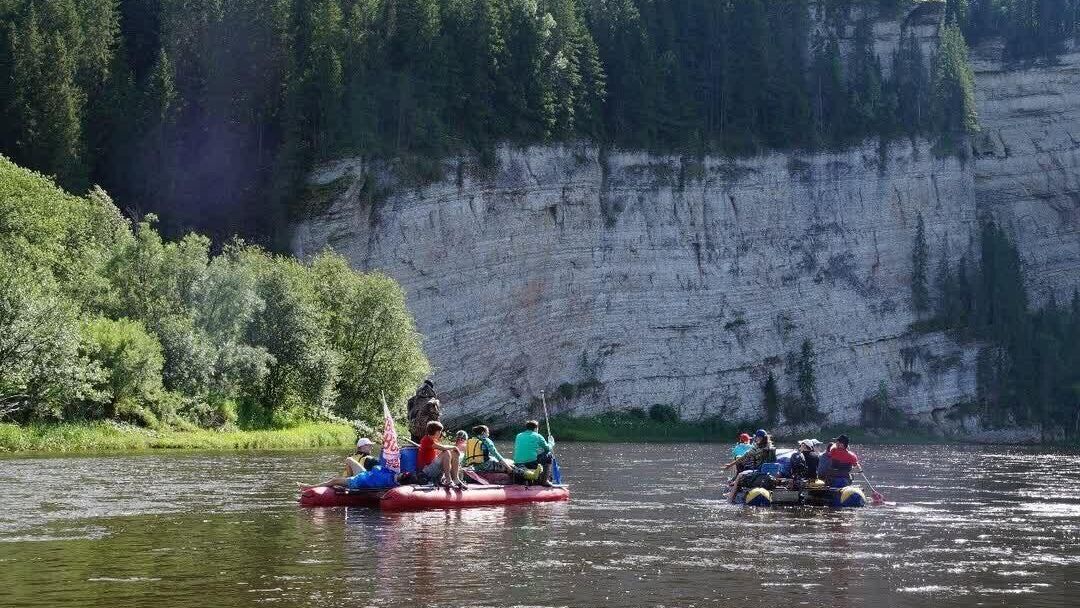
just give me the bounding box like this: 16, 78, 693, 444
1, 443, 1078, 607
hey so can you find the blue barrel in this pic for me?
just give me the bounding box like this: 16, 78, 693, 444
398, 446, 419, 473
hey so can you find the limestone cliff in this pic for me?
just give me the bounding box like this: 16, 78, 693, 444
293, 46, 1080, 437
972, 46, 1080, 305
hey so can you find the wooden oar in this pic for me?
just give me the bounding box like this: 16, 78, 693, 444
859, 470, 885, 505
540, 390, 562, 484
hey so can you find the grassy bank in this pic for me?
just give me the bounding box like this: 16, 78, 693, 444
547, 414, 944, 445
0, 422, 357, 454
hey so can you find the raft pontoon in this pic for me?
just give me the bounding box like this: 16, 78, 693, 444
299, 483, 570, 510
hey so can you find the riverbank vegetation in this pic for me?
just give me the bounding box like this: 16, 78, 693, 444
0, 421, 356, 453
0, 0, 1003, 244
0, 157, 428, 438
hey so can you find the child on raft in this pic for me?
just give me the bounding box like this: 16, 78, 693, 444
464, 425, 515, 474
409, 420, 469, 489
731, 433, 753, 461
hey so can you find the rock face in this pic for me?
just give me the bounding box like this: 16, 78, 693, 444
295, 141, 978, 428
972, 46, 1080, 305
293, 47, 1080, 434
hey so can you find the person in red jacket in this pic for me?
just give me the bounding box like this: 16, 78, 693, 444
823, 434, 861, 485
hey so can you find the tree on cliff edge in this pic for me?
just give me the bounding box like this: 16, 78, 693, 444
931, 22, 979, 136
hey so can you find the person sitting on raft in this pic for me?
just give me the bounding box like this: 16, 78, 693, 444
465, 425, 514, 474
412, 421, 468, 490
731, 433, 753, 465
724, 430, 776, 498
821, 434, 861, 486
513, 420, 555, 487
787, 439, 822, 487
298, 439, 413, 491
342, 437, 379, 477
724, 430, 774, 471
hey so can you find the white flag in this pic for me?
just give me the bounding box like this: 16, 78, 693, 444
381, 398, 401, 472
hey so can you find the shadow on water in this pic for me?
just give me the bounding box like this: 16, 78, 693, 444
1, 443, 1079, 607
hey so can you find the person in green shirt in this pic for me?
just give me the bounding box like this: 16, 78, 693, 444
512, 420, 554, 487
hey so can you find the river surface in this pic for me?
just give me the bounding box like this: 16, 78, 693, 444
1, 443, 1079, 607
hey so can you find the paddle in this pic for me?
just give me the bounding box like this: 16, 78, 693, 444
859, 470, 885, 506
540, 390, 562, 484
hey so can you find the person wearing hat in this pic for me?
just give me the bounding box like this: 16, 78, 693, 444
731, 433, 753, 460
788, 439, 822, 486
297, 437, 397, 491
821, 434, 860, 486
724, 429, 774, 471
342, 437, 379, 477
724, 430, 776, 499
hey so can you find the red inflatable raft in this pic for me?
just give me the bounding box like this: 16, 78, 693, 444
299, 484, 569, 510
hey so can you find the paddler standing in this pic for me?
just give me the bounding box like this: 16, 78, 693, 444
407, 379, 440, 442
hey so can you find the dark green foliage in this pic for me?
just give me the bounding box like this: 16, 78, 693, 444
932, 23, 979, 137
648, 403, 679, 423
761, 371, 780, 426
0, 0, 964, 244
891, 32, 930, 135
933, 220, 1080, 436
912, 213, 930, 314
960, 0, 1080, 60
860, 381, 905, 428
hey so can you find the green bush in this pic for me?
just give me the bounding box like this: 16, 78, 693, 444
0, 156, 429, 433
79, 317, 166, 424
648, 404, 679, 423
0, 264, 91, 422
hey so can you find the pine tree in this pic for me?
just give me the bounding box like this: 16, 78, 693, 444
912, 213, 930, 314
849, 16, 883, 137
139, 47, 177, 200
796, 338, 817, 410
893, 32, 929, 135
811, 32, 845, 146
762, 370, 780, 426
931, 22, 979, 136
945, 0, 970, 28
9, 4, 85, 188
934, 235, 952, 322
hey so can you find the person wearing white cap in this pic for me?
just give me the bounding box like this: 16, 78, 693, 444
346, 438, 379, 476
789, 439, 822, 486
297, 437, 383, 491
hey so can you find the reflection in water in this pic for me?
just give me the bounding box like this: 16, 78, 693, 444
1, 443, 1079, 607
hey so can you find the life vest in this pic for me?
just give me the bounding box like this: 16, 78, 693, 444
464, 437, 487, 466
762, 447, 777, 463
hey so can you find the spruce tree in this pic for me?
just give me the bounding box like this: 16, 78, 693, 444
894, 32, 929, 135
762, 370, 780, 426
796, 339, 817, 411
912, 213, 930, 314
934, 236, 953, 322
849, 16, 883, 136
931, 22, 979, 136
